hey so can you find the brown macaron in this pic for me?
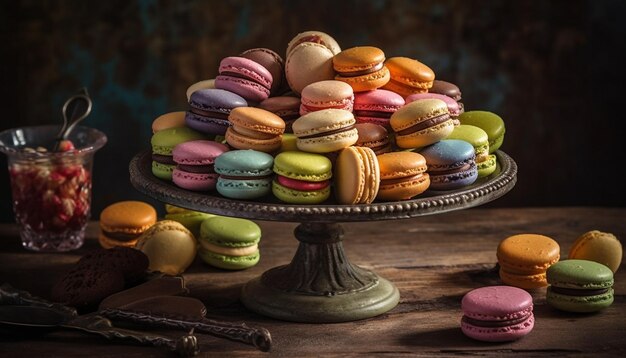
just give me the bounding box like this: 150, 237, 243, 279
355, 123, 392, 154
259, 96, 301, 133
240, 48, 286, 95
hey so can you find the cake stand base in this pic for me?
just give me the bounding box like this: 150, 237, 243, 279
241, 222, 399, 323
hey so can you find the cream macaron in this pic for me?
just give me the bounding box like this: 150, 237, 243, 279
135, 220, 197, 276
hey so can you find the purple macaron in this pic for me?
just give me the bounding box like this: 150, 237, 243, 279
185, 89, 247, 136
419, 139, 478, 190
172, 140, 229, 191
461, 286, 534, 342
215, 56, 273, 103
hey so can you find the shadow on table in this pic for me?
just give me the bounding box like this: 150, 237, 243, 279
397, 327, 513, 349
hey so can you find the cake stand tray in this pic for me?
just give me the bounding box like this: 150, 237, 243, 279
130, 150, 517, 323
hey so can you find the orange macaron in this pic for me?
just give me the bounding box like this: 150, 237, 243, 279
225, 107, 286, 153
497, 234, 561, 289
99, 201, 157, 249
334, 146, 380, 204
376, 151, 430, 201
333, 46, 390, 92
383, 57, 435, 97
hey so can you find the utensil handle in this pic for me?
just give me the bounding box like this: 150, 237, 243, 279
66, 315, 199, 357
100, 308, 271, 352
0, 283, 77, 317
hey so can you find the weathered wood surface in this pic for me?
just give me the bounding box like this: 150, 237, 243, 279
0, 207, 624, 357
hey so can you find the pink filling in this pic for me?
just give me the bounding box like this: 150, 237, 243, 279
276, 175, 330, 191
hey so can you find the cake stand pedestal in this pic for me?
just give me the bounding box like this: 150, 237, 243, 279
129, 150, 517, 323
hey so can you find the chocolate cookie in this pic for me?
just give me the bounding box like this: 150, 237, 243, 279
78, 247, 149, 284
51, 266, 125, 311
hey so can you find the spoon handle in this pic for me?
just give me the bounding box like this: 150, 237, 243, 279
65, 314, 199, 357
0, 283, 77, 317
100, 308, 271, 352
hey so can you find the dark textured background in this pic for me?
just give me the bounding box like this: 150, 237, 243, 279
1, 0, 624, 222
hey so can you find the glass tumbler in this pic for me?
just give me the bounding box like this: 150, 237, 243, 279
0, 125, 107, 252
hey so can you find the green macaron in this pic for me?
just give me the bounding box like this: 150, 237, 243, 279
272, 151, 332, 204
446, 124, 496, 178
197, 216, 261, 270
164, 209, 214, 237
546, 259, 614, 313
151, 127, 207, 180
459, 111, 505, 153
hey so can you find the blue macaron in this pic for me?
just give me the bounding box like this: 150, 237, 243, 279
419, 139, 478, 190
185, 89, 247, 135
214, 149, 274, 199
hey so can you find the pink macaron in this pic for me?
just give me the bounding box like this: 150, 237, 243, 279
299, 80, 354, 115
215, 56, 273, 103
406, 93, 462, 125
172, 140, 229, 191
461, 286, 535, 342
353, 89, 405, 128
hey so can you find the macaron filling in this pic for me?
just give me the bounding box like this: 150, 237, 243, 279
298, 125, 356, 139
199, 240, 258, 257
276, 175, 330, 191
396, 114, 451, 136
462, 310, 532, 328
176, 164, 216, 174
190, 107, 231, 120
101, 230, 141, 242
152, 154, 176, 165
339, 62, 384, 77
380, 173, 426, 186
550, 287, 610, 296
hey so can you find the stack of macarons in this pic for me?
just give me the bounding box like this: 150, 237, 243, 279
149, 29, 509, 203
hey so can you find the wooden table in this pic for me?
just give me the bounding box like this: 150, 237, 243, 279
0, 207, 624, 357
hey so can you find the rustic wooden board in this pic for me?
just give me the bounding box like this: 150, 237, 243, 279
0, 207, 625, 357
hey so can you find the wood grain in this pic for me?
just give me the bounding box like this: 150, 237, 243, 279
0, 207, 624, 357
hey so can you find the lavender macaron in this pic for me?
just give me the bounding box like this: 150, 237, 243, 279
185, 89, 247, 136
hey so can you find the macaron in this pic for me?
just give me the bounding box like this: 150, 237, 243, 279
240, 48, 285, 96
152, 111, 186, 133
390, 98, 454, 149
569, 230, 622, 273
353, 89, 405, 128
151, 127, 207, 181
292, 109, 358, 153
459, 111, 506, 153
225, 107, 285, 153
197, 216, 261, 270
215, 56, 273, 102
99, 201, 157, 249
383, 57, 435, 97
335, 146, 380, 204
172, 140, 229, 191
461, 286, 534, 342
135, 220, 197, 276
546, 259, 614, 313
272, 151, 332, 204
429, 80, 463, 111
376, 151, 430, 201
285, 36, 337, 94
285, 30, 341, 58
333, 46, 390, 92
418, 139, 478, 191
406, 93, 462, 126
299, 80, 354, 115
214, 149, 274, 200
164, 204, 215, 238
446, 124, 496, 178
185, 89, 247, 136
497, 234, 561, 289
355, 123, 392, 154
186, 79, 216, 101
259, 95, 301, 132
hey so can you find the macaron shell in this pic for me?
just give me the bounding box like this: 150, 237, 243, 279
377, 172, 430, 201
568, 231, 622, 273
383, 57, 435, 96
461, 315, 534, 342
335, 66, 390, 92
377, 151, 427, 180
300, 80, 354, 114
286, 30, 341, 57
499, 268, 548, 289
152, 111, 186, 133
188, 88, 248, 113
477, 154, 497, 178
217, 56, 272, 89
135, 220, 197, 276
546, 287, 614, 313
272, 180, 330, 204
185, 111, 230, 135
200, 216, 261, 246
214, 149, 274, 177
459, 111, 506, 153
216, 177, 272, 200
98, 234, 138, 249
406, 93, 461, 117
335, 147, 380, 204
164, 210, 214, 237
172, 169, 219, 191
296, 128, 359, 153
285, 42, 336, 94
215, 75, 270, 102
240, 48, 284, 95
280, 133, 299, 152
497, 234, 561, 275
198, 249, 260, 270
225, 127, 282, 153
229, 107, 286, 135
151, 127, 208, 156
429, 80, 462, 101
100, 201, 157, 234
546, 259, 614, 289
152, 161, 175, 181
186, 79, 216, 101
391, 99, 453, 149
172, 140, 229, 165
273, 151, 332, 182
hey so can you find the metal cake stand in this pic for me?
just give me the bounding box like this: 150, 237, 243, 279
129, 149, 517, 323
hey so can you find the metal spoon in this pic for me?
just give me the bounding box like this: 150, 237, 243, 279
53, 87, 93, 151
